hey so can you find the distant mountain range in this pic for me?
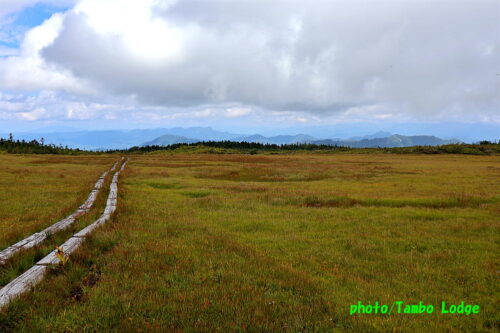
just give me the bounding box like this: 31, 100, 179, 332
232, 134, 318, 145
142, 134, 198, 146
313, 135, 459, 148
142, 133, 318, 146
6, 127, 460, 150
348, 131, 392, 141
144, 131, 459, 148
155, 127, 241, 141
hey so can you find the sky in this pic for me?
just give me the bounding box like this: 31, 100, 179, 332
0, 0, 498, 140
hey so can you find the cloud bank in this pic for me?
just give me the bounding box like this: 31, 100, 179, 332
0, 0, 499, 124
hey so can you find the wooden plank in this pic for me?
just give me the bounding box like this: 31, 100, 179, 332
0, 160, 120, 265
36, 237, 86, 266
0, 158, 129, 309
73, 215, 110, 238
0, 265, 48, 309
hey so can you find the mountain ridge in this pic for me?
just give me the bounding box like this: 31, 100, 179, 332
143, 132, 460, 148
8, 127, 461, 150
313, 134, 459, 148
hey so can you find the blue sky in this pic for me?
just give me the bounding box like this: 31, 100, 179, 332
0, 2, 70, 51
0, 0, 498, 141
14, 4, 60, 28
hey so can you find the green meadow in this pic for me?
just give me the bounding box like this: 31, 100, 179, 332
0, 154, 115, 249
0, 153, 499, 332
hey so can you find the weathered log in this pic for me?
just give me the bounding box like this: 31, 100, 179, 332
0, 265, 48, 309
0, 158, 129, 310
110, 159, 120, 171
73, 215, 110, 238
36, 237, 86, 266
0, 160, 120, 265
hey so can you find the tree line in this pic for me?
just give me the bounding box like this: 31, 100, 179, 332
1, 134, 498, 155
0, 134, 86, 154
122, 141, 352, 153
121, 140, 499, 155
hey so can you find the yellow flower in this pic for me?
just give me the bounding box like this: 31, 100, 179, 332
55, 246, 69, 265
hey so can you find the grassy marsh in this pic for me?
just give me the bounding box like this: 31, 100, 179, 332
0, 153, 499, 332
0, 155, 116, 249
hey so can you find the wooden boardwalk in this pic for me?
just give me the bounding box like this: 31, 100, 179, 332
0, 159, 120, 265
0, 158, 129, 309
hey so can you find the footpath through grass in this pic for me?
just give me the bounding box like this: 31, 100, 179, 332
1, 153, 499, 332
0, 165, 115, 288
0, 155, 116, 249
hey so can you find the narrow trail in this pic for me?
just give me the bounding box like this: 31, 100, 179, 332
0, 159, 121, 265
0, 157, 129, 310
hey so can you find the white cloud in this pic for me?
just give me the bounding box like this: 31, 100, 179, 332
75, 0, 182, 62
225, 107, 251, 118
193, 108, 216, 118
181, 107, 252, 119
295, 117, 310, 123
0, 90, 130, 122
0, 13, 93, 95
0, 45, 19, 57
0, 0, 498, 124
66, 102, 92, 119
18, 107, 47, 120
